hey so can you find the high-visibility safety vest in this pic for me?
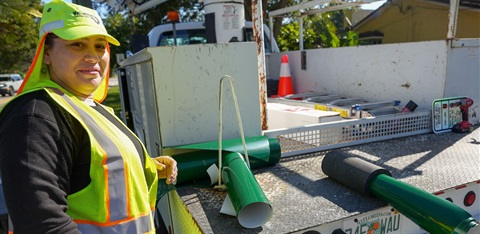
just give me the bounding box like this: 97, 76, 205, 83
7, 86, 159, 233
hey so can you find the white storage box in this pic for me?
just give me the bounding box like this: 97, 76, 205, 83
267, 103, 342, 129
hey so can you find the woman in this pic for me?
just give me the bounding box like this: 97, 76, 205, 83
0, 0, 177, 233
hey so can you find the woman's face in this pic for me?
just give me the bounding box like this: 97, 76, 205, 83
43, 35, 110, 99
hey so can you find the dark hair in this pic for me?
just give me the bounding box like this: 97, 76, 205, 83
44, 33, 59, 48
42, 33, 59, 74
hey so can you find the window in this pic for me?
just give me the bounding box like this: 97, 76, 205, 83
358, 31, 384, 45
158, 29, 207, 46
12, 75, 22, 81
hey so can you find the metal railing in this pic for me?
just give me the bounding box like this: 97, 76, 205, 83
264, 110, 432, 157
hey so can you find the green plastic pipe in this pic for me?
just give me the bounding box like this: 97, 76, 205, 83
175, 136, 280, 164
221, 152, 272, 228
370, 174, 479, 234
170, 136, 281, 187
322, 151, 479, 234
170, 150, 219, 187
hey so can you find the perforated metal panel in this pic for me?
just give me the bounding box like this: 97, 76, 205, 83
264, 110, 432, 157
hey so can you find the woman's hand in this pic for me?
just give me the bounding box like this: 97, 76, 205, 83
153, 156, 178, 184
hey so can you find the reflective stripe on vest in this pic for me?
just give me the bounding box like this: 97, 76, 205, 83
48, 88, 153, 233
76, 212, 152, 233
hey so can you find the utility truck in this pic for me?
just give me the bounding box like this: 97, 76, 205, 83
107, 0, 479, 233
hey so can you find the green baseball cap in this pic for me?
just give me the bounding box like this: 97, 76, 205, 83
40, 0, 120, 46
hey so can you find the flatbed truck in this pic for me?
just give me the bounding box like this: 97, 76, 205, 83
112, 0, 479, 233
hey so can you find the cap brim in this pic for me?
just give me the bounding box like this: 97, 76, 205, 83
53, 25, 120, 46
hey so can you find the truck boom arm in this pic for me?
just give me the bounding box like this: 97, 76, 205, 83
97, 0, 168, 15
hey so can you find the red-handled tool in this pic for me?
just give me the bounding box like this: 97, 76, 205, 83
452, 98, 473, 133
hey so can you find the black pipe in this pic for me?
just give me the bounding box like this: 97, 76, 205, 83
321, 150, 391, 196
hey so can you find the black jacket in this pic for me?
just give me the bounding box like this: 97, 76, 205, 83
0, 90, 143, 234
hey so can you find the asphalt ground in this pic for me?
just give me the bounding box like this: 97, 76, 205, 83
0, 96, 14, 108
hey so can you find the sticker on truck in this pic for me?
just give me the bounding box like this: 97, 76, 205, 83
432, 96, 466, 133
314, 104, 350, 117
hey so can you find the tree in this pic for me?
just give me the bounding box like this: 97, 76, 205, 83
276, 5, 359, 51
99, 0, 202, 69
0, 0, 42, 74
277, 21, 318, 51
100, 0, 359, 55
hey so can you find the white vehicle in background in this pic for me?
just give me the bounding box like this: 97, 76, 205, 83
148, 21, 280, 53
0, 74, 23, 97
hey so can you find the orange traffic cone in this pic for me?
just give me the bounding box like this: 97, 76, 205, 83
277, 55, 294, 97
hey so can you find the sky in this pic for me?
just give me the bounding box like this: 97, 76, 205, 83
361, 0, 387, 10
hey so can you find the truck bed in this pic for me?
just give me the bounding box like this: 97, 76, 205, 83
177, 125, 480, 233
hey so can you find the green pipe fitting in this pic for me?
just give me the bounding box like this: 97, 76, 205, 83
222, 152, 272, 228
171, 136, 281, 187
163, 137, 277, 228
